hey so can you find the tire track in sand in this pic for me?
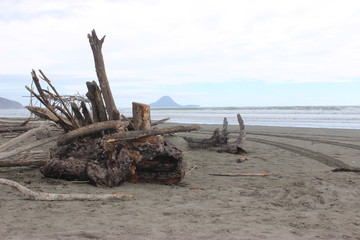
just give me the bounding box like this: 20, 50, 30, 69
248, 133, 360, 151
247, 137, 351, 168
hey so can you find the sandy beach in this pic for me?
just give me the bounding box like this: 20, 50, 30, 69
1, 120, 360, 240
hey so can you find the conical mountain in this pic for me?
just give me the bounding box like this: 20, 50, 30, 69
149, 96, 182, 108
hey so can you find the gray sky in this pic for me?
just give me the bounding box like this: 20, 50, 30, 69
1, 0, 360, 107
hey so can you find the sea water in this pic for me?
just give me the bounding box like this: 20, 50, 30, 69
1, 106, 360, 129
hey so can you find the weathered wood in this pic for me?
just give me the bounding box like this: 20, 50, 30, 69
107, 125, 201, 142
27, 106, 73, 131
217, 114, 246, 154
151, 117, 170, 126
0, 178, 133, 201
0, 136, 58, 160
57, 120, 129, 146
0, 122, 47, 152
38, 69, 75, 124
29, 70, 78, 130
80, 101, 93, 125
86, 81, 108, 122
71, 103, 86, 127
0, 126, 34, 133
132, 102, 151, 130
184, 114, 246, 154
88, 29, 120, 121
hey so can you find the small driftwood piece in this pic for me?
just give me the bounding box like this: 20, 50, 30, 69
107, 125, 200, 142
57, 120, 129, 146
0, 178, 133, 201
209, 173, 270, 176
88, 29, 120, 121
151, 117, 170, 126
184, 114, 246, 154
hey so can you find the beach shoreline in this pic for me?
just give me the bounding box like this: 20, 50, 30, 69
1, 121, 360, 239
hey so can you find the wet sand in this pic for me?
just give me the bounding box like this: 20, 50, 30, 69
1, 121, 360, 239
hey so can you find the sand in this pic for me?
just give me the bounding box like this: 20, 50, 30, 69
1, 121, 360, 240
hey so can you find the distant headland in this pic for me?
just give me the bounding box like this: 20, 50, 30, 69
149, 96, 199, 108
0, 97, 23, 109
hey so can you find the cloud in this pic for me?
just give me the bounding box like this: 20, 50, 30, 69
1, 0, 360, 106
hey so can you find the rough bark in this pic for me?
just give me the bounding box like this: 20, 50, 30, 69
132, 102, 151, 130
71, 103, 86, 127
57, 120, 129, 146
80, 101, 93, 125
86, 81, 108, 122
88, 30, 120, 121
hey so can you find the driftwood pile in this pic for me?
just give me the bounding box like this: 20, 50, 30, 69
23, 30, 199, 187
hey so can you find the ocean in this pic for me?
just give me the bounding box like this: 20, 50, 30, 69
1, 106, 360, 129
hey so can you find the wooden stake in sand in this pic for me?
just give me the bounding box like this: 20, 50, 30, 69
0, 178, 133, 201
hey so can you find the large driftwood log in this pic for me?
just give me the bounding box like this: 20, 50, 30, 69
0, 136, 58, 160
0, 178, 133, 201
0, 122, 48, 152
57, 120, 129, 146
42, 134, 186, 187
88, 30, 120, 121
132, 102, 151, 130
107, 125, 201, 142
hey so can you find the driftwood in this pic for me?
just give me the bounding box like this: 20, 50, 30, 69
88, 30, 120, 121
132, 102, 151, 130
57, 120, 129, 146
107, 125, 201, 142
86, 81, 108, 122
184, 114, 246, 154
151, 117, 170, 126
42, 135, 186, 187
0, 126, 34, 133
0, 123, 47, 152
0, 178, 133, 201
0, 136, 58, 160
19, 29, 201, 187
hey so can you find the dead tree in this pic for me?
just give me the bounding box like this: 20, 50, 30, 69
184, 114, 246, 154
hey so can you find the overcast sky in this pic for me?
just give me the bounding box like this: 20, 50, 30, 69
1, 0, 360, 107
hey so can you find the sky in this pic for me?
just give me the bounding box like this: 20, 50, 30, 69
1, 0, 360, 107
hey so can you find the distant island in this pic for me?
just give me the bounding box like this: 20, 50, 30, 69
0, 97, 23, 109
149, 96, 199, 108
